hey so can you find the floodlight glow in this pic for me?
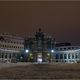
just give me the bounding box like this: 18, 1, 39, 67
51, 50, 54, 53
25, 49, 29, 53
37, 58, 42, 63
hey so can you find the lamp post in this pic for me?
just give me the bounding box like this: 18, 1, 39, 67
25, 49, 29, 62
51, 49, 54, 63
25, 49, 29, 53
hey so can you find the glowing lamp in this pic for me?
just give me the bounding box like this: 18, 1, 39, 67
51, 50, 54, 53
25, 49, 29, 53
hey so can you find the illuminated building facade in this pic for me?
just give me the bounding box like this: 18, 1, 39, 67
54, 46, 80, 63
0, 33, 24, 62
24, 28, 80, 63
24, 28, 55, 62
0, 29, 80, 63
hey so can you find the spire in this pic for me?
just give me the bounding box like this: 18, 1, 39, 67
35, 28, 44, 39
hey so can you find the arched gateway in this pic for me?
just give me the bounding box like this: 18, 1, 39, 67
24, 28, 55, 62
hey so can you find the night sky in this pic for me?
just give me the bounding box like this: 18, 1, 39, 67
0, 1, 80, 44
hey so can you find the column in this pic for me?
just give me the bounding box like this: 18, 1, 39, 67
7, 53, 9, 61
11, 53, 13, 61
70, 53, 72, 60
74, 53, 76, 59
63, 53, 64, 62
66, 53, 68, 62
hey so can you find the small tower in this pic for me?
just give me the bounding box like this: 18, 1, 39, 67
35, 28, 44, 40
39, 28, 41, 32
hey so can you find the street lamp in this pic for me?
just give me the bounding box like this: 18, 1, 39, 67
51, 50, 54, 53
50, 49, 55, 63
25, 49, 29, 53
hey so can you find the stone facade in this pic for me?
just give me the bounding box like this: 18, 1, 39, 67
0, 33, 24, 62
54, 46, 80, 63
24, 28, 80, 63
0, 30, 80, 63
24, 28, 55, 62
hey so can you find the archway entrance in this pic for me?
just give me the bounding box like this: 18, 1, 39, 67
37, 53, 42, 63
36, 52, 51, 63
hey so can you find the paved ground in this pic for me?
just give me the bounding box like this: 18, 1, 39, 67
0, 62, 80, 79
0, 62, 29, 69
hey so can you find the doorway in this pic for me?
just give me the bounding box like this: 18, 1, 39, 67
37, 53, 42, 63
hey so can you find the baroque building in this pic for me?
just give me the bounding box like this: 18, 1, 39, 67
24, 28, 55, 62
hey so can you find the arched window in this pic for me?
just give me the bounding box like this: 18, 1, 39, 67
75, 53, 78, 59
55, 54, 59, 59
72, 53, 74, 59
64, 54, 67, 59
5, 53, 7, 58
60, 54, 63, 59
68, 53, 70, 59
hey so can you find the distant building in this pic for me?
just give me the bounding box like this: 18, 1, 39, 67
55, 46, 80, 63
0, 33, 24, 62
55, 42, 71, 47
